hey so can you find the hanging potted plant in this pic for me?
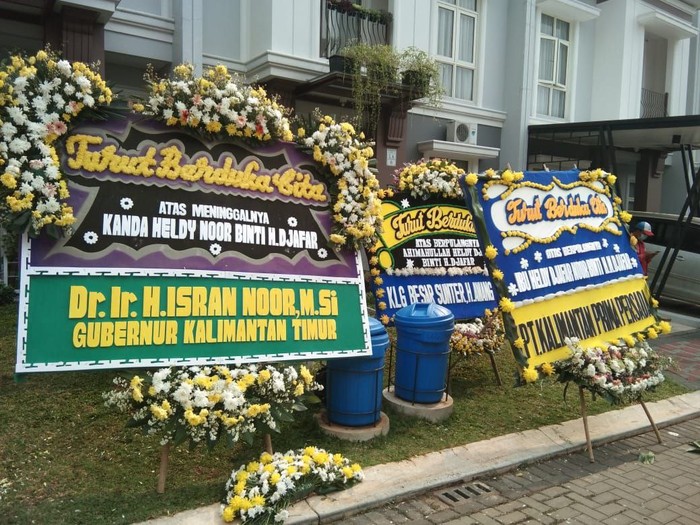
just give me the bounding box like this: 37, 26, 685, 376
336, 42, 401, 136
400, 46, 443, 106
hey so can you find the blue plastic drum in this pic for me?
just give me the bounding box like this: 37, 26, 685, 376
325, 317, 389, 426
394, 303, 454, 404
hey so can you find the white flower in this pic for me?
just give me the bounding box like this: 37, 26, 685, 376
520, 258, 529, 270
534, 251, 543, 263
317, 248, 328, 259
287, 217, 298, 228
83, 231, 98, 245
210, 243, 222, 256
507, 282, 518, 296
120, 197, 134, 210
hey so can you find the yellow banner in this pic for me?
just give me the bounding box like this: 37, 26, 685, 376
511, 278, 655, 367
379, 202, 476, 250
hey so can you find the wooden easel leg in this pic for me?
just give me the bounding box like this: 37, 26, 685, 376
157, 443, 170, 494
640, 399, 662, 444
487, 351, 503, 386
579, 387, 595, 463
264, 433, 273, 454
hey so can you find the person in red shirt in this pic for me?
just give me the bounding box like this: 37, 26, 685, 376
631, 221, 658, 275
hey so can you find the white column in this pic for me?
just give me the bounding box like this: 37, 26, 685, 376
174, 0, 203, 74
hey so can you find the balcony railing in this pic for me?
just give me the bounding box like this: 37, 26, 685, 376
640, 88, 668, 118
320, 0, 390, 58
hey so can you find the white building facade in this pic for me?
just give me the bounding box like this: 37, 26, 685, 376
1, 0, 698, 216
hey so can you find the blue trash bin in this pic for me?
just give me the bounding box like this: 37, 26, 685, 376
394, 303, 454, 404
325, 317, 389, 426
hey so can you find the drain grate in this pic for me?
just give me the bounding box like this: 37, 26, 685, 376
435, 482, 493, 505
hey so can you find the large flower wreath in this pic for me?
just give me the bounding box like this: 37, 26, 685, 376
134, 65, 382, 250
0, 52, 383, 250
0, 48, 112, 236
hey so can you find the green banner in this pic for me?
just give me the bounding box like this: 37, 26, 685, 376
20, 275, 365, 369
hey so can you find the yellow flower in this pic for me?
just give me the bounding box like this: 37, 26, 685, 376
465, 172, 479, 186
485, 245, 498, 260
330, 233, 346, 245
492, 269, 504, 280
0, 173, 17, 189
257, 369, 271, 383
250, 494, 265, 507
499, 297, 515, 313
522, 366, 539, 383
540, 362, 555, 376
149, 404, 169, 421
647, 327, 658, 339
658, 321, 672, 334
222, 506, 235, 523
622, 335, 636, 347
619, 211, 632, 223
501, 170, 515, 183
297, 127, 305, 138
513, 337, 525, 350
607, 174, 617, 185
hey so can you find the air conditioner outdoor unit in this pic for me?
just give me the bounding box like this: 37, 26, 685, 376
447, 121, 477, 145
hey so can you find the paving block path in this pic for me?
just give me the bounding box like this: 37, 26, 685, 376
348, 417, 700, 524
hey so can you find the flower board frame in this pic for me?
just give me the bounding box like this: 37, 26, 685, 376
460, 168, 660, 369
368, 191, 497, 325
15, 114, 372, 372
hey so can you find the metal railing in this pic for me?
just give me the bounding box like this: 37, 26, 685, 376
320, 0, 390, 58
640, 88, 668, 118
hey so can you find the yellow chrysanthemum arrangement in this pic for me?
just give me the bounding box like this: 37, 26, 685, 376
394, 158, 464, 199
103, 364, 322, 449
297, 113, 382, 249
135, 63, 293, 142
222, 447, 363, 523
0, 47, 113, 236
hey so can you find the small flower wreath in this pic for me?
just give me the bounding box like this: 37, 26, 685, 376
222, 447, 364, 523
393, 157, 465, 200
550, 330, 672, 404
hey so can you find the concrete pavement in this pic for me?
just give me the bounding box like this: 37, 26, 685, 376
351, 416, 700, 524
141, 313, 700, 525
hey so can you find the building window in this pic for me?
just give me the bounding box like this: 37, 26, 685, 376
436, 0, 478, 102
537, 13, 570, 118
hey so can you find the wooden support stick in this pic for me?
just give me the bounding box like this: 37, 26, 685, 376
640, 399, 662, 444
157, 443, 170, 494
264, 433, 273, 454
579, 387, 595, 463
487, 351, 503, 386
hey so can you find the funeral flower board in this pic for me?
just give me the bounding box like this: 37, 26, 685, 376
16, 114, 371, 372
460, 169, 657, 369
368, 191, 496, 324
